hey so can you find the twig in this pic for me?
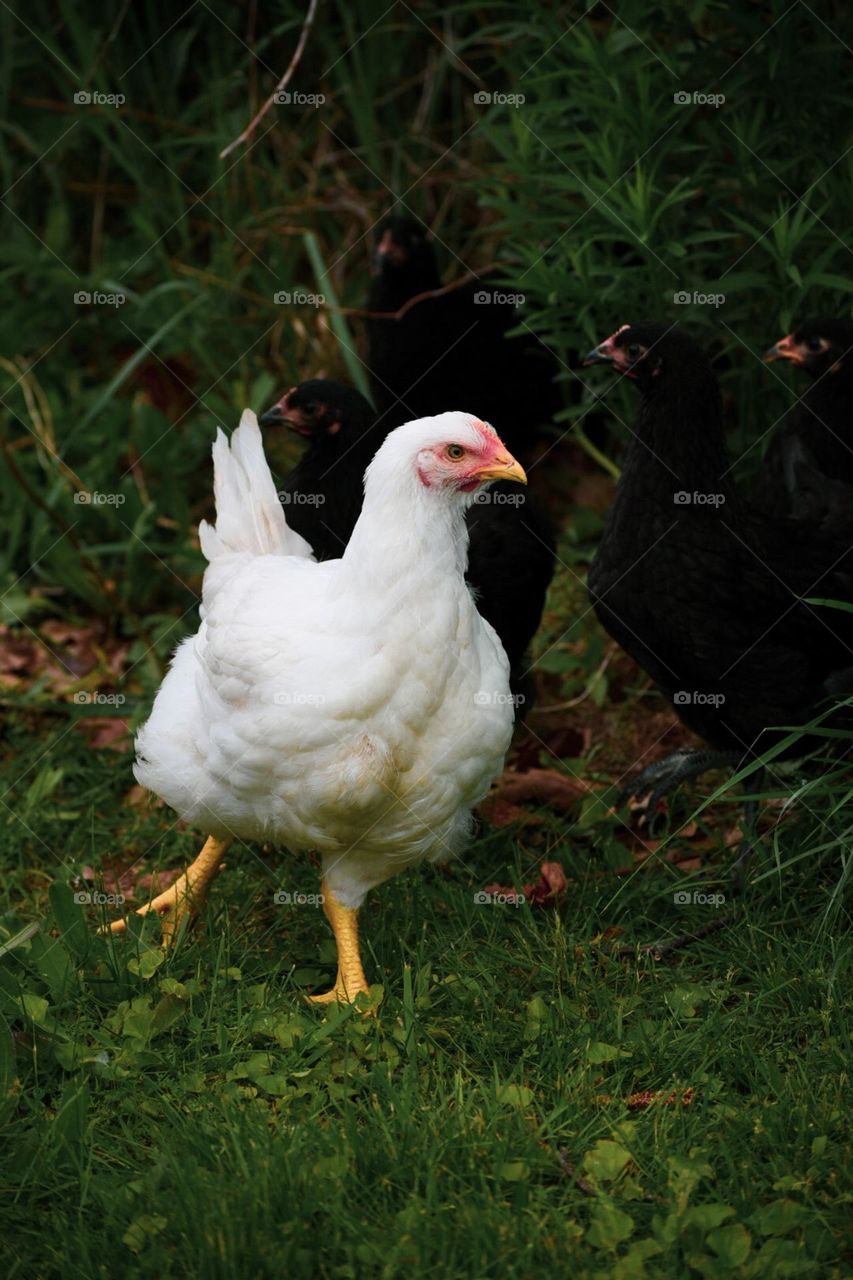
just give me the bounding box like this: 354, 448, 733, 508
615, 915, 730, 959
537, 644, 618, 713
219, 0, 320, 160
356, 269, 494, 321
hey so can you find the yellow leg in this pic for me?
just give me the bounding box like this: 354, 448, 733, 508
308, 879, 371, 1007
108, 835, 232, 946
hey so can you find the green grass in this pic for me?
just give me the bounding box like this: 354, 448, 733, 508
1, 2, 852, 1276
0, 722, 849, 1278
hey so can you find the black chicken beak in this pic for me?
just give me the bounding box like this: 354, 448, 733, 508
583, 344, 614, 366
259, 405, 285, 427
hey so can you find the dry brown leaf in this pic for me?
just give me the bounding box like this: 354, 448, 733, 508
481, 859, 569, 908
669, 856, 703, 873
477, 795, 526, 828
76, 716, 132, 752
495, 767, 591, 811
123, 784, 150, 809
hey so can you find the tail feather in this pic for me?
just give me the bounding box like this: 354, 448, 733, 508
199, 410, 314, 561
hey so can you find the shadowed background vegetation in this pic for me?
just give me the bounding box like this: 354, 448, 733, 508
0, 2, 850, 1276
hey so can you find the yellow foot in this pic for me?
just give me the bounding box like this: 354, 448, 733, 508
306, 880, 373, 1011
308, 973, 372, 1007
107, 835, 232, 947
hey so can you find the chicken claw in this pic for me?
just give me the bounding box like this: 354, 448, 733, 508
107, 835, 231, 946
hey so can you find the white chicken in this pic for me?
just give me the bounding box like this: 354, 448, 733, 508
112, 408, 526, 1004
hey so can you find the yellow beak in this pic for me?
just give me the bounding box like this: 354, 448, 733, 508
473, 452, 527, 485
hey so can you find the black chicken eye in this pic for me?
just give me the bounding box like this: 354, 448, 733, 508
447, 444, 465, 460
805, 337, 823, 353
626, 343, 641, 359
302, 401, 316, 414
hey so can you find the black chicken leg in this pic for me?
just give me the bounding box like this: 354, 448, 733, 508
728, 767, 765, 886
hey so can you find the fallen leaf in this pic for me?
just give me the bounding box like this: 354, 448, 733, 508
669, 856, 703, 873
477, 796, 526, 828
524, 860, 568, 905
496, 767, 591, 811
123, 784, 150, 809
76, 717, 132, 752
0, 629, 38, 674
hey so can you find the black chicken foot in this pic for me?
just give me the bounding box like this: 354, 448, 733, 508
621, 748, 744, 820
623, 750, 766, 882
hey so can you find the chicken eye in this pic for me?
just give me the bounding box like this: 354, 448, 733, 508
626, 343, 642, 360
805, 337, 825, 353
301, 401, 316, 414
446, 444, 466, 460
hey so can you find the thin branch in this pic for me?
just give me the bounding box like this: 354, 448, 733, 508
615, 915, 730, 959
536, 644, 618, 713
345, 268, 496, 321
219, 0, 320, 161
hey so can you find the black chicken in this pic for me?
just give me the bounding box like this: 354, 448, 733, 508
584, 323, 853, 861
365, 214, 562, 453
259, 378, 556, 708
755, 317, 853, 525
258, 379, 384, 561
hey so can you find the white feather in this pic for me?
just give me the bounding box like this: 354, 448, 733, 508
198, 409, 314, 562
